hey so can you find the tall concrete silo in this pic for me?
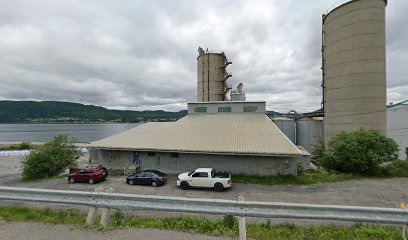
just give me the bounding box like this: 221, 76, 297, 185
197, 47, 232, 102
322, 0, 387, 144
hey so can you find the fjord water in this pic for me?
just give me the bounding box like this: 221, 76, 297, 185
0, 123, 141, 142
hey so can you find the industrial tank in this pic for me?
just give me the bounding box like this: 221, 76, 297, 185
197, 48, 232, 102
296, 119, 324, 154
322, 0, 387, 144
272, 118, 296, 144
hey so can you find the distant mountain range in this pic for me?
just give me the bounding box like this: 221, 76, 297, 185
0, 101, 187, 123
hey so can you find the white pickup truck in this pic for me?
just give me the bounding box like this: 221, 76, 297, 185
176, 168, 232, 192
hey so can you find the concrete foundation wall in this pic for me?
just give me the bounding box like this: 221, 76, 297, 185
89, 149, 299, 176
89, 149, 134, 173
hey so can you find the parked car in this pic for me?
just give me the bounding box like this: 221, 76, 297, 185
85, 164, 109, 177
177, 168, 232, 192
68, 165, 108, 184
126, 170, 167, 187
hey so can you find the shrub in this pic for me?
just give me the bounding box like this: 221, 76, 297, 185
380, 160, 408, 177
0, 142, 33, 151
318, 129, 399, 176
22, 134, 81, 180
312, 138, 326, 163
17, 142, 32, 150
406, 147, 408, 160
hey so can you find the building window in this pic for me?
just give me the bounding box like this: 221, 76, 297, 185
171, 152, 179, 158
147, 152, 155, 157
194, 107, 207, 113
218, 107, 232, 112
244, 106, 258, 112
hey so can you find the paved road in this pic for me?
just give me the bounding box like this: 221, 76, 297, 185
0, 222, 232, 240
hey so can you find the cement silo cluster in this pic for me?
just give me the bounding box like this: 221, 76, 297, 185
197, 47, 232, 102
322, 0, 387, 143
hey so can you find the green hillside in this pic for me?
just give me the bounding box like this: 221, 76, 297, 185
0, 101, 187, 123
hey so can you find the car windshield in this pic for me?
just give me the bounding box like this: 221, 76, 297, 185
188, 171, 194, 176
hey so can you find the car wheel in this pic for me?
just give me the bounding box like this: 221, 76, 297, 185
180, 181, 189, 190
129, 180, 135, 185
68, 177, 75, 184
214, 183, 224, 192
88, 178, 95, 184
151, 181, 157, 187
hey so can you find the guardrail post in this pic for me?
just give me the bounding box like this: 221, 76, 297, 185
86, 187, 104, 225
400, 203, 407, 240
100, 187, 114, 227
238, 195, 246, 240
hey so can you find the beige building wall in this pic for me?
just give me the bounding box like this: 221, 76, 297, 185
322, 0, 387, 144
90, 149, 300, 176
197, 53, 231, 102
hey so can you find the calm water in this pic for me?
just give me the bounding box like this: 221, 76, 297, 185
0, 123, 142, 142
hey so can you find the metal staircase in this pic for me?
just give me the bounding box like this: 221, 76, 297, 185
123, 162, 139, 176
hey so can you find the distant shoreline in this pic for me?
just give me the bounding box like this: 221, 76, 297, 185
0, 122, 144, 124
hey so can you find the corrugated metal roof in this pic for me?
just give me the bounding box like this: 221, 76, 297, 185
90, 114, 303, 156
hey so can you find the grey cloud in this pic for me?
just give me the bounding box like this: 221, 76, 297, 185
0, 0, 406, 113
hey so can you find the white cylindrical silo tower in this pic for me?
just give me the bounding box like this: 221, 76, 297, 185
197, 48, 232, 102
322, 0, 387, 144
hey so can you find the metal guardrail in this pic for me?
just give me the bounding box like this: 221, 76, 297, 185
0, 186, 407, 225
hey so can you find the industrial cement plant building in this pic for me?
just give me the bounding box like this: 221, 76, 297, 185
90, 101, 308, 176
322, 0, 387, 144
89, 0, 404, 175
89, 48, 309, 176
274, 0, 391, 154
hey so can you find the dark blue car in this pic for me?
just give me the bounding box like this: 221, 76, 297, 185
126, 170, 167, 187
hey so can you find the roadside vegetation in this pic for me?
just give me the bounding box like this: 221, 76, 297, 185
234, 129, 407, 186
22, 134, 81, 180
233, 169, 360, 185
314, 129, 408, 178
0, 206, 402, 239
0, 142, 36, 151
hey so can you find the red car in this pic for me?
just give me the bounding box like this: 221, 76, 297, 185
68, 165, 108, 184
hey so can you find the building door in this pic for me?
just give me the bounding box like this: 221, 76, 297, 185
133, 152, 140, 165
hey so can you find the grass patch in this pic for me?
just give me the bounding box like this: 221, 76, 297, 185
247, 222, 401, 240
0, 206, 85, 225
0, 142, 38, 151
0, 207, 402, 239
233, 170, 361, 185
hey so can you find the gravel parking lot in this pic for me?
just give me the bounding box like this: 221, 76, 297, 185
1, 155, 407, 208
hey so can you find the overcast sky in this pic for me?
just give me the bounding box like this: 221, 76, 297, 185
0, 0, 406, 113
